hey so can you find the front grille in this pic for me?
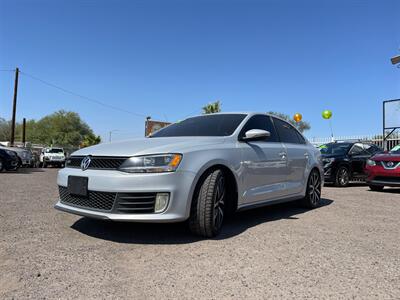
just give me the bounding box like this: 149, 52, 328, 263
58, 187, 157, 214
59, 186, 116, 211
66, 156, 127, 170
114, 193, 157, 214
380, 161, 400, 169
374, 176, 400, 183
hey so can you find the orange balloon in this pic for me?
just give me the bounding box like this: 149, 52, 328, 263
293, 113, 302, 123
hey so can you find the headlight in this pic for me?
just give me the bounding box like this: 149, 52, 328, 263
5, 150, 16, 156
119, 154, 182, 173
366, 159, 376, 166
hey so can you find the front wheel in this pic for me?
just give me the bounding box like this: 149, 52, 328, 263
301, 169, 322, 208
189, 169, 226, 238
335, 166, 350, 187
369, 185, 384, 192
0, 158, 4, 172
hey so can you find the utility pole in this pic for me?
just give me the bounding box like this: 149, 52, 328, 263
109, 129, 119, 142
10, 67, 19, 146
22, 118, 26, 146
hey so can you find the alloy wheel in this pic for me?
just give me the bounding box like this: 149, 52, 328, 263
338, 168, 349, 186
213, 176, 225, 230
308, 171, 321, 206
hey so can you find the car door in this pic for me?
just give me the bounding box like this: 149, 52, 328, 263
239, 115, 288, 204
273, 117, 309, 195
348, 143, 370, 177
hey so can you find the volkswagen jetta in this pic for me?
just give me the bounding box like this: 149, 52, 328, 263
55, 113, 323, 237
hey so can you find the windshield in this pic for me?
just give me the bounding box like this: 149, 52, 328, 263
46, 148, 63, 153
151, 114, 247, 137
319, 143, 352, 156
390, 145, 400, 154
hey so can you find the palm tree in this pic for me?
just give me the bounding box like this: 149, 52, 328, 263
202, 101, 221, 114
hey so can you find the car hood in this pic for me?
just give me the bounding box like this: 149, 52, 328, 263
0, 146, 31, 158
372, 153, 400, 162
72, 137, 227, 157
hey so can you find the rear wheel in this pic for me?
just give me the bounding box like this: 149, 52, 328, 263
301, 169, 322, 208
42, 161, 47, 168
0, 158, 4, 172
335, 166, 350, 187
189, 169, 226, 238
369, 185, 384, 192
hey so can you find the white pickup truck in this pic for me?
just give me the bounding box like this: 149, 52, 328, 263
40, 147, 66, 168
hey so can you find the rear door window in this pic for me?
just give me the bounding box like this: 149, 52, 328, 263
349, 143, 369, 156
273, 118, 302, 144
363, 144, 382, 155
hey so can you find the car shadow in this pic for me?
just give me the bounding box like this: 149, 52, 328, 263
324, 182, 367, 188
368, 188, 400, 194
70, 198, 333, 244
14, 168, 46, 174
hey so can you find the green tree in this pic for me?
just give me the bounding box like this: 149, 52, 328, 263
80, 134, 102, 148
268, 111, 311, 133
202, 101, 221, 114
0, 118, 11, 141
1, 110, 101, 147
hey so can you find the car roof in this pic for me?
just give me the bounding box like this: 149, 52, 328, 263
187, 112, 293, 124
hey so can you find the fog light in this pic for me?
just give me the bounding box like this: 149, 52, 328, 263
155, 193, 169, 213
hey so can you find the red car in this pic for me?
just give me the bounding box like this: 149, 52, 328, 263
365, 145, 400, 191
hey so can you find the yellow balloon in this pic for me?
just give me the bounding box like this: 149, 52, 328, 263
293, 113, 302, 123
322, 110, 332, 119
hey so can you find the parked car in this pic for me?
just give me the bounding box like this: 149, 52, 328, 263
0, 148, 20, 172
365, 144, 400, 191
55, 112, 323, 237
40, 147, 66, 168
0, 146, 33, 167
320, 141, 383, 187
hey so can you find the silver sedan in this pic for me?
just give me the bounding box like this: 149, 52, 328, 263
55, 113, 323, 237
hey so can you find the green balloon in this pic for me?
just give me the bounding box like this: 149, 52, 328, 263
322, 110, 332, 119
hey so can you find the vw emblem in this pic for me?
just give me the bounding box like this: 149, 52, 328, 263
387, 161, 394, 168
81, 156, 92, 171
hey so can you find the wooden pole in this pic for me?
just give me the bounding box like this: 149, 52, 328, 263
10, 67, 19, 146
22, 117, 26, 145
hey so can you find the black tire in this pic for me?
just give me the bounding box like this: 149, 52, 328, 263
0, 158, 4, 172
42, 161, 47, 168
369, 185, 384, 192
335, 166, 350, 187
189, 169, 226, 238
301, 169, 322, 208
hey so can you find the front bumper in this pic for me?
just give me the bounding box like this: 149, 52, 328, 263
366, 165, 400, 187
45, 158, 65, 164
55, 168, 197, 222
323, 166, 334, 182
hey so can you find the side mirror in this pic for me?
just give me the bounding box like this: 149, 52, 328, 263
241, 129, 270, 141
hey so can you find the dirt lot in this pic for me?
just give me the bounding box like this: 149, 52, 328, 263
1, 169, 399, 299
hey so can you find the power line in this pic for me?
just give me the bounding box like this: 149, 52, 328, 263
0, 69, 15, 72
19, 70, 149, 118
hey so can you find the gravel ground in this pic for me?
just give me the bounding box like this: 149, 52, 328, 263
1, 168, 399, 299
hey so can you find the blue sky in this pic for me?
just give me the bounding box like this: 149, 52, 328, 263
1, 0, 399, 141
